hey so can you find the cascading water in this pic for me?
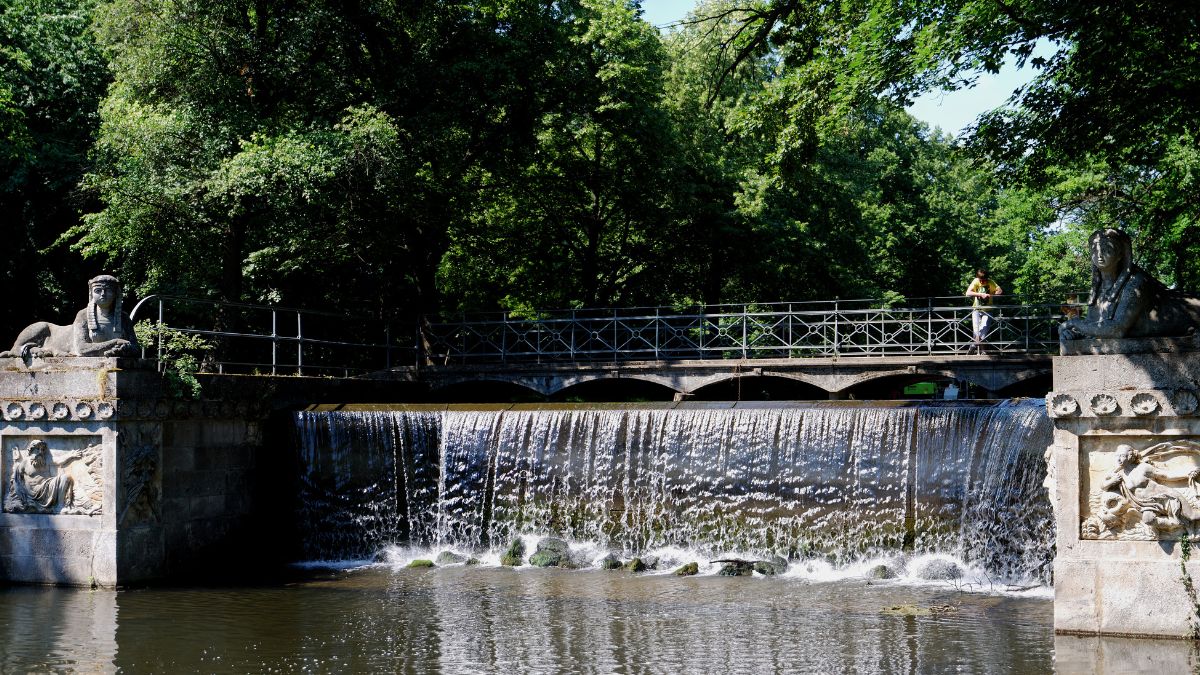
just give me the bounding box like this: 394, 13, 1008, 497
294, 401, 1054, 583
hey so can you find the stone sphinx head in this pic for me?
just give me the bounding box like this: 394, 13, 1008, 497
1087, 229, 1134, 309
87, 275, 123, 336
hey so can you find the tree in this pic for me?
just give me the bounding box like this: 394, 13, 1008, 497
712, 0, 1200, 293
438, 0, 680, 312
71, 0, 569, 319
0, 0, 109, 334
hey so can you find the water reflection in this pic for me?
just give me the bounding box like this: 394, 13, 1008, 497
2, 568, 1059, 672
0, 585, 117, 672
1054, 633, 1200, 674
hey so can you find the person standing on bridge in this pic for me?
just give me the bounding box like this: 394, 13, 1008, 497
965, 269, 1002, 354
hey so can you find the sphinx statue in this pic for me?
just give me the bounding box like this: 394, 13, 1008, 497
0, 275, 139, 358
1059, 228, 1200, 350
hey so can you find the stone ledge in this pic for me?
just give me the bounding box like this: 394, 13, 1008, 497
1060, 336, 1199, 356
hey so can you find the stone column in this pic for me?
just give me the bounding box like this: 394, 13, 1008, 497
1047, 347, 1200, 638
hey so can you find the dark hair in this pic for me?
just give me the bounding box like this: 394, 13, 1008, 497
976, 269, 988, 279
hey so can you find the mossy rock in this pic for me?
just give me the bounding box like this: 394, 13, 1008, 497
435, 551, 467, 565
529, 537, 570, 567
599, 553, 623, 570
867, 564, 896, 580
716, 560, 754, 576
641, 555, 660, 570
753, 557, 789, 576
500, 539, 526, 567
624, 557, 647, 572
882, 604, 931, 617
916, 559, 962, 580
407, 559, 435, 569
465, 557, 481, 566
674, 562, 699, 576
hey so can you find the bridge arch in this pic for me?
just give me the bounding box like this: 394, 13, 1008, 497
690, 375, 829, 401
430, 379, 545, 402
551, 377, 678, 402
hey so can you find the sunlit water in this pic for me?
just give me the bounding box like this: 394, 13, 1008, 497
296, 402, 1054, 583
1, 566, 1056, 673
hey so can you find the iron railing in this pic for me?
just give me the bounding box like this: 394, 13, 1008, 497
129, 295, 1074, 375
129, 295, 412, 377
422, 297, 1072, 363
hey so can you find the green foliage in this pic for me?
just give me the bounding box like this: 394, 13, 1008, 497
0, 0, 109, 333
134, 320, 213, 399
10, 0, 1197, 337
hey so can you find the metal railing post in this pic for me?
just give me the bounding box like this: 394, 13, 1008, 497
156, 299, 164, 367
927, 297, 933, 355
613, 309, 618, 361
734, 305, 744, 357
654, 307, 660, 360
271, 310, 278, 375
833, 301, 840, 358
787, 303, 793, 358
296, 312, 303, 375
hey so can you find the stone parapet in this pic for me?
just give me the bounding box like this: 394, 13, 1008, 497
1048, 349, 1200, 638
0, 357, 267, 587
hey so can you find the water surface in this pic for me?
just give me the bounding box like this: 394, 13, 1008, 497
2, 566, 1055, 673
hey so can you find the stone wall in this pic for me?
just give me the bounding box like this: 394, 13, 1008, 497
1048, 351, 1200, 638
0, 358, 270, 586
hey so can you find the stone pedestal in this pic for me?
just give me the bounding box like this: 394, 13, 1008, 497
0, 357, 263, 587
1048, 350, 1200, 638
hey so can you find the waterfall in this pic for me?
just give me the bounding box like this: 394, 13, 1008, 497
294, 401, 1053, 582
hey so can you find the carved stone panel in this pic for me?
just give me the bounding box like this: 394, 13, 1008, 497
2, 434, 103, 515
117, 423, 161, 526
1080, 436, 1200, 541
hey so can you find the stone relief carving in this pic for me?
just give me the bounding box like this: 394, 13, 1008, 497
1059, 228, 1200, 352
0, 275, 139, 359
118, 425, 160, 525
1082, 440, 1200, 540
4, 438, 102, 515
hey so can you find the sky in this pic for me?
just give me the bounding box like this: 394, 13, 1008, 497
639, 0, 1040, 137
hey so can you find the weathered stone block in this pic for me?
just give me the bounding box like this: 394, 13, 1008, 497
1050, 348, 1200, 639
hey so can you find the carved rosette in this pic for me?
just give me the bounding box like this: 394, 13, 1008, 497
1048, 394, 1079, 418
1130, 393, 1160, 416
1175, 390, 1199, 415
1044, 389, 1199, 418
1090, 394, 1119, 416
0, 398, 263, 421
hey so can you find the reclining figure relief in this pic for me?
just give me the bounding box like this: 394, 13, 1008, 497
1059, 228, 1200, 346
1083, 441, 1200, 540
0, 275, 139, 358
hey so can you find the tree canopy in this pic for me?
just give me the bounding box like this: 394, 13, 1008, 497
2, 0, 1196, 336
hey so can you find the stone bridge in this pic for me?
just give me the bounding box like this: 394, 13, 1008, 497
383, 353, 1053, 400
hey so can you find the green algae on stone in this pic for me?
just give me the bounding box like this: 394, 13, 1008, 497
674, 562, 699, 576
530, 537, 570, 567
500, 539, 526, 567
407, 559, 435, 568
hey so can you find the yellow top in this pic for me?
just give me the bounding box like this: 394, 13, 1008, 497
967, 278, 1000, 308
